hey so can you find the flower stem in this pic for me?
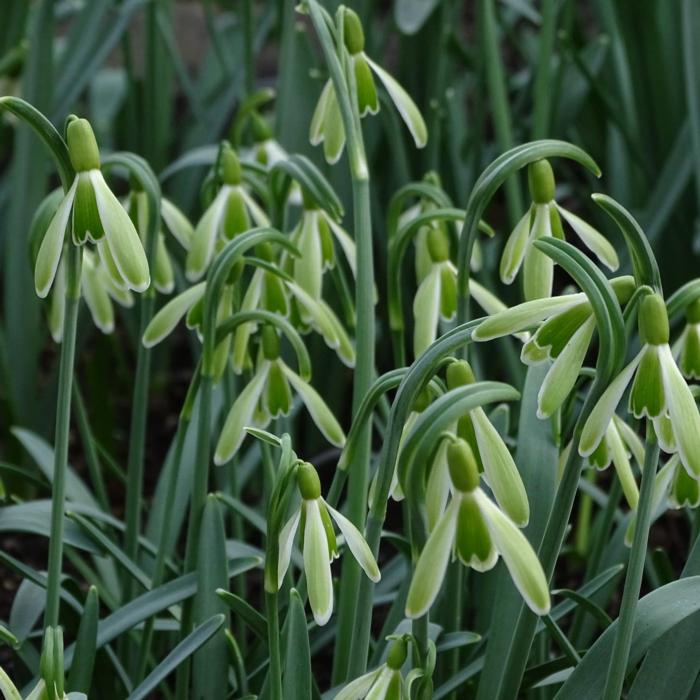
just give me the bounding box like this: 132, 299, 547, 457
44, 243, 82, 629
602, 426, 659, 700
265, 591, 283, 700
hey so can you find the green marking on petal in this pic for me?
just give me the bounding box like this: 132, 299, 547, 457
325, 501, 380, 582
303, 499, 334, 626
413, 265, 441, 357
680, 324, 700, 380
629, 345, 665, 418
523, 203, 553, 301
670, 461, 700, 509
606, 420, 639, 509
81, 252, 114, 334
456, 493, 497, 571
499, 209, 531, 284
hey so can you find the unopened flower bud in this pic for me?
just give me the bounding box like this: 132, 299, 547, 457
261, 325, 281, 360
611, 275, 636, 305
297, 461, 321, 500
687, 298, 700, 324
528, 159, 555, 204
251, 112, 273, 143
426, 226, 450, 263
386, 637, 408, 670
446, 359, 476, 389
638, 292, 669, 346
219, 142, 242, 185
343, 8, 365, 54
67, 117, 100, 172
412, 386, 433, 413
301, 187, 319, 210
447, 438, 479, 492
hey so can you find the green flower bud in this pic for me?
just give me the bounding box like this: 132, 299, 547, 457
223, 188, 250, 239
301, 187, 319, 210
386, 637, 408, 670
72, 171, 104, 244
687, 298, 700, 324
219, 142, 242, 185
447, 438, 480, 492
426, 226, 450, 263
298, 461, 321, 500
611, 275, 636, 305
251, 112, 273, 143
638, 292, 669, 346
261, 325, 281, 360
343, 8, 365, 54
67, 117, 100, 172
412, 385, 433, 413
528, 159, 555, 204
446, 359, 476, 389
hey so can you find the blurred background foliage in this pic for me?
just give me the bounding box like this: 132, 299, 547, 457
0, 0, 697, 478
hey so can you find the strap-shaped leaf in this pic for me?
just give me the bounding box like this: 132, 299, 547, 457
591, 193, 661, 291
66, 586, 99, 693
283, 589, 312, 700
666, 278, 700, 319
456, 140, 600, 319
217, 589, 267, 640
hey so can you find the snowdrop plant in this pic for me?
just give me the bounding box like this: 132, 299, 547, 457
277, 461, 380, 625
674, 297, 700, 379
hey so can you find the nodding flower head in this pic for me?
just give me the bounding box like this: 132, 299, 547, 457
675, 298, 700, 380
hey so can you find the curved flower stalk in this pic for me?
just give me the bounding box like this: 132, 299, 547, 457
500, 158, 618, 301
673, 297, 700, 379
214, 326, 345, 464
126, 187, 194, 294
474, 276, 636, 418
186, 142, 269, 281
34, 117, 150, 298
334, 635, 427, 700
308, 6, 427, 164
580, 293, 700, 477
277, 462, 380, 626
405, 438, 550, 619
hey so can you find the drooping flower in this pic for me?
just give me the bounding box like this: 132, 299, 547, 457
214, 326, 345, 464
580, 293, 700, 478
406, 438, 550, 619
185, 142, 269, 281
277, 462, 380, 625
673, 297, 700, 380
34, 117, 150, 298
499, 159, 618, 301
334, 636, 418, 700
474, 276, 636, 419
309, 8, 427, 164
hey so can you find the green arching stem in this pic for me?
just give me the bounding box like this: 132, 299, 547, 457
602, 426, 660, 700
305, 1, 375, 682
45, 243, 82, 629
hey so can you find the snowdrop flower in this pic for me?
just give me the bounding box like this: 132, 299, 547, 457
500, 159, 618, 300
246, 112, 288, 168
586, 414, 643, 509
214, 326, 345, 464
277, 462, 380, 625
474, 276, 635, 418
580, 293, 700, 477
668, 454, 700, 509
335, 636, 415, 700
673, 298, 700, 380
185, 142, 269, 281
127, 189, 194, 294
309, 8, 427, 164
405, 438, 550, 618
34, 117, 150, 298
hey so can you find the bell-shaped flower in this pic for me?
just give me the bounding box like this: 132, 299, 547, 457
277, 462, 380, 625
127, 190, 193, 295
673, 297, 700, 380
308, 8, 427, 164
474, 276, 635, 418
499, 159, 618, 301
244, 111, 288, 168
141, 281, 206, 348
34, 117, 150, 298
406, 439, 550, 619
185, 142, 269, 281
214, 326, 345, 464
580, 293, 700, 478
334, 636, 418, 700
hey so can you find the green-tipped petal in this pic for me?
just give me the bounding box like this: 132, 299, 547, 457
629, 345, 665, 419
322, 85, 346, 164
326, 215, 357, 277
97, 237, 126, 290
455, 492, 498, 571
319, 299, 356, 367
161, 197, 194, 249
281, 363, 346, 447
537, 316, 595, 419
366, 56, 427, 148
277, 509, 301, 588
325, 501, 380, 582
214, 362, 271, 464
653, 414, 677, 454
471, 407, 529, 526
523, 203, 553, 301
334, 668, 383, 700
557, 204, 619, 271
35, 179, 77, 298
413, 266, 441, 357
239, 187, 270, 227
499, 209, 531, 284
473, 293, 585, 342
186, 186, 229, 281
295, 211, 323, 301
679, 323, 700, 379
310, 80, 333, 146
82, 252, 114, 334
660, 344, 700, 476
232, 269, 264, 373
48, 263, 66, 343
614, 414, 645, 467
365, 668, 395, 700
469, 278, 508, 317
142, 282, 205, 348
405, 497, 459, 618
303, 498, 334, 626
426, 441, 451, 531
476, 490, 551, 615
287, 281, 339, 348
670, 461, 700, 508
90, 171, 150, 292
153, 233, 175, 294
579, 349, 644, 457
606, 421, 640, 509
